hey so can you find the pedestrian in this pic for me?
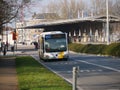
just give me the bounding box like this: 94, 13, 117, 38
34, 41, 38, 49
6, 41, 9, 51
2, 42, 7, 56
3, 44, 7, 56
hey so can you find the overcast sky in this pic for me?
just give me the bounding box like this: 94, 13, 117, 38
24, 0, 91, 20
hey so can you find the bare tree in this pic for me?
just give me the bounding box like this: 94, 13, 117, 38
90, 0, 115, 16
35, 0, 118, 19
59, 0, 69, 19
0, 0, 17, 26
59, 0, 86, 19
0, 0, 31, 34
112, 0, 120, 17
91, 0, 106, 16
69, 0, 78, 18
0, 0, 18, 34
44, 0, 86, 19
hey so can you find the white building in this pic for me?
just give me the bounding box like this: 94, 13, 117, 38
0, 30, 14, 45
16, 13, 60, 44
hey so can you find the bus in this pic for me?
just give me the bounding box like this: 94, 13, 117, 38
38, 31, 69, 61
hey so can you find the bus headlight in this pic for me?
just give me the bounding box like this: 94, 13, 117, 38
44, 55, 49, 59
44, 54, 54, 59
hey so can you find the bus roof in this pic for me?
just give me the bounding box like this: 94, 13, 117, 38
40, 31, 64, 36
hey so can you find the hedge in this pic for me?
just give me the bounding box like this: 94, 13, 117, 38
68, 43, 120, 57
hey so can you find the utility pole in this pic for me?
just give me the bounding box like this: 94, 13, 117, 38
6, 23, 8, 51
15, 18, 17, 52
106, 0, 109, 45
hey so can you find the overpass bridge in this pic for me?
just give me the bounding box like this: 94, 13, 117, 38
21, 15, 120, 44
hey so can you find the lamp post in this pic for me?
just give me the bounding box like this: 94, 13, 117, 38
15, 17, 17, 52
106, 0, 109, 45
6, 23, 8, 51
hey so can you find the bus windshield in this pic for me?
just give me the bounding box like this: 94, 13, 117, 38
45, 34, 67, 52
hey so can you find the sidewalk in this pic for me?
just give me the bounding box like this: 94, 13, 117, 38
0, 50, 25, 56
0, 56, 18, 90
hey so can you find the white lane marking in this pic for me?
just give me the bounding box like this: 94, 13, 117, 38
76, 59, 120, 73
58, 71, 72, 73
91, 70, 96, 72
80, 70, 84, 72
54, 69, 103, 73
98, 69, 103, 72
84, 70, 90, 72
79, 69, 103, 72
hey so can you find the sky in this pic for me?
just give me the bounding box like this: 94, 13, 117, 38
9, 0, 115, 28
24, 0, 91, 20
9, 0, 91, 27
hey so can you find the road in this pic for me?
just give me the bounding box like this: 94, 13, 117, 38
18, 44, 120, 90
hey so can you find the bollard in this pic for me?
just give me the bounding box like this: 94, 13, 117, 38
73, 67, 77, 90
77, 66, 80, 77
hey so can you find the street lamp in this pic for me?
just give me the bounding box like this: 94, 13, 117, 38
106, 0, 109, 45
6, 23, 8, 51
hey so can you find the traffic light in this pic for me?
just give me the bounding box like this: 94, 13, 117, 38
12, 31, 18, 40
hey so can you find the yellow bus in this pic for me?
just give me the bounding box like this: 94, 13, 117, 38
38, 31, 69, 61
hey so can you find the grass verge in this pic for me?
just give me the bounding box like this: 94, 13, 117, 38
16, 56, 72, 90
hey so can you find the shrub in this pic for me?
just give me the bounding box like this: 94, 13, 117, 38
83, 44, 106, 54
69, 43, 120, 57
104, 43, 120, 57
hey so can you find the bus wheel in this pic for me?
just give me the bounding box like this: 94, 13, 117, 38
44, 59, 48, 62
39, 56, 42, 61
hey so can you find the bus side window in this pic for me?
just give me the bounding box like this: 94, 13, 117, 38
42, 37, 44, 53
40, 37, 44, 53
45, 42, 49, 48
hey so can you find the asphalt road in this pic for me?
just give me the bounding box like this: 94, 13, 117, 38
17, 44, 120, 90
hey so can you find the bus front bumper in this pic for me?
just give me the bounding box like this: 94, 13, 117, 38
43, 52, 69, 60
